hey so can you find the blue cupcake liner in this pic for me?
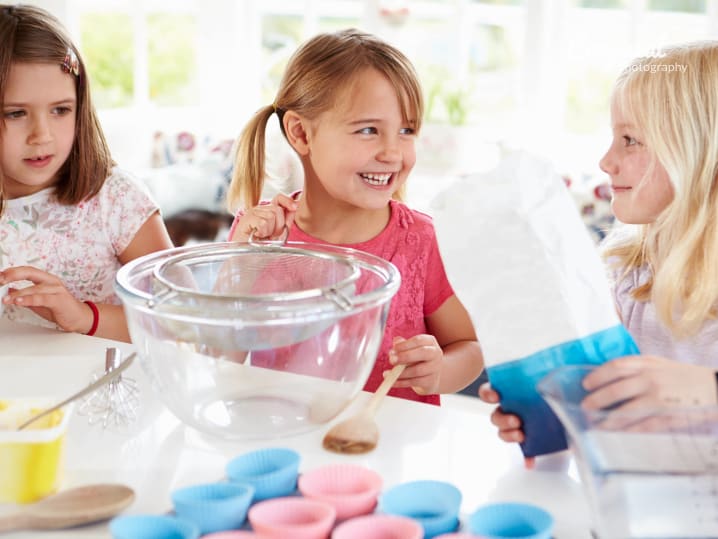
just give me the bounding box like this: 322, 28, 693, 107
226, 447, 300, 501
109, 514, 200, 539
171, 481, 255, 534
468, 502, 554, 539
379, 480, 462, 538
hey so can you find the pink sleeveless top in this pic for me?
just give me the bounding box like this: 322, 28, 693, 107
230, 199, 454, 405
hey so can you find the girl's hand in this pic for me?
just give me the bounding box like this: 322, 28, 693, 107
388, 335, 443, 395
582, 355, 718, 413
478, 382, 535, 468
232, 194, 298, 242
0, 266, 94, 334
478, 382, 527, 442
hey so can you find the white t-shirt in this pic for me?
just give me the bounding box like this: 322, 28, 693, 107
612, 264, 718, 367
0, 167, 159, 327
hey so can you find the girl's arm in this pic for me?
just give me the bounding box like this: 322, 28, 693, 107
103, 211, 173, 341
426, 295, 484, 393
0, 267, 132, 342
479, 355, 718, 455
390, 295, 484, 395
582, 355, 718, 410
478, 382, 536, 468
118, 211, 173, 265
482, 355, 718, 418
82, 212, 173, 342
478, 383, 527, 442
0, 212, 172, 343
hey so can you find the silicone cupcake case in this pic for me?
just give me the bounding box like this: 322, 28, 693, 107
109, 446, 554, 538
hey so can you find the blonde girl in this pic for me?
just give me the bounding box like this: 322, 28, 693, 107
483, 41, 718, 451
227, 29, 484, 404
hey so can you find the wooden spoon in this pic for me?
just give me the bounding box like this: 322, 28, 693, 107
0, 484, 135, 533
322, 363, 406, 454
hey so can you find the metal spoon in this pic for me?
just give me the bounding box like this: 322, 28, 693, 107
322, 363, 405, 454
17, 350, 136, 431
0, 483, 134, 532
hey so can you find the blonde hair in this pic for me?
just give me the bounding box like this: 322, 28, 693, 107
0, 4, 113, 215
604, 41, 718, 337
227, 28, 424, 211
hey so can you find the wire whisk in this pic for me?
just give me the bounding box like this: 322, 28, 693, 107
78, 348, 140, 429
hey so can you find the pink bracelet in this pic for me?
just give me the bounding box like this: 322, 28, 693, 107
84, 300, 99, 336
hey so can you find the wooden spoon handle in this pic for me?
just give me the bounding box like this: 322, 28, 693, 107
0, 512, 30, 532
364, 363, 406, 418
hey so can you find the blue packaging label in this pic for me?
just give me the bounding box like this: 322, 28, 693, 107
487, 324, 639, 457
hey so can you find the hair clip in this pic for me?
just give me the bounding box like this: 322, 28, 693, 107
61, 48, 80, 77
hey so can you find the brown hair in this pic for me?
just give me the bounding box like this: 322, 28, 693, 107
227, 28, 424, 211
0, 4, 113, 215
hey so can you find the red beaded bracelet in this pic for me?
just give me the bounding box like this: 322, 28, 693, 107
84, 300, 99, 336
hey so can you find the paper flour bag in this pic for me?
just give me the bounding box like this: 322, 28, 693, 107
429, 150, 638, 457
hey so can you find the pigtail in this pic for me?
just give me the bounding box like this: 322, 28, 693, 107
227, 105, 275, 212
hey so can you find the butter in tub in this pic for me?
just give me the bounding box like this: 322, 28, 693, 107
0, 399, 73, 503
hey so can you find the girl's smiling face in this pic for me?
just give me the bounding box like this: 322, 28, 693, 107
599, 101, 674, 224
297, 67, 418, 211
1, 62, 77, 198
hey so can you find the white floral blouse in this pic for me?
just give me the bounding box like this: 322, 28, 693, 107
0, 167, 159, 327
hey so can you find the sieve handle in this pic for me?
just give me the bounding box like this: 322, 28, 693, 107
248, 225, 289, 246
323, 286, 354, 311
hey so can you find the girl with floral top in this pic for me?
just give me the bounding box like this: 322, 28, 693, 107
226, 29, 484, 404
0, 5, 172, 342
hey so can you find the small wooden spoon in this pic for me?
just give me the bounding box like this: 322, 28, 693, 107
322, 363, 406, 454
0, 484, 135, 533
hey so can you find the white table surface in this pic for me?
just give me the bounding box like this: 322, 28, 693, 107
0, 319, 592, 538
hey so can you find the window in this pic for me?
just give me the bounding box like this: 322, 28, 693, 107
260, 15, 302, 104
32, 0, 718, 173
79, 7, 198, 109
648, 0, 706, 12
80, 12, 133, 108
147, 13, 197, 106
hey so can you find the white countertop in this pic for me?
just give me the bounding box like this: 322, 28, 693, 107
0, 319, 592, 538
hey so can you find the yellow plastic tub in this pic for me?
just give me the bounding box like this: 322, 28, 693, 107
0, 400, 72, 503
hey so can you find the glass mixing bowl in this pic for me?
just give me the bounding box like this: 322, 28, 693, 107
115, 241, 400, 440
